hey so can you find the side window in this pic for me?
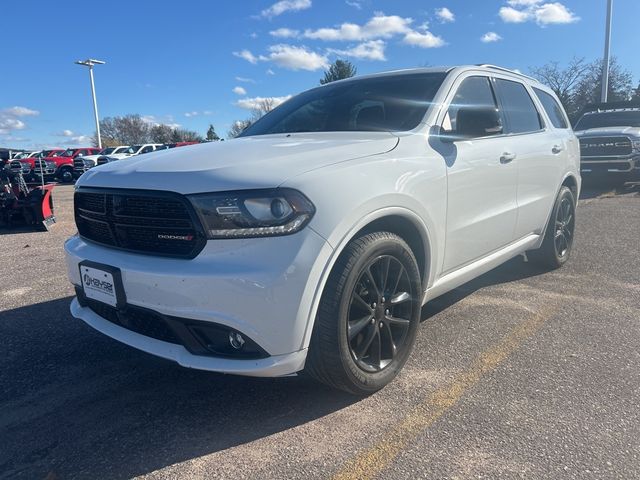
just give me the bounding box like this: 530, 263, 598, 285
442, 76, 503, 139
141, 146, 154, 154
494, 79, 542, 134
533, 88, 569, 129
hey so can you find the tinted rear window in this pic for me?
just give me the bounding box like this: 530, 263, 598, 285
240, 72, 448, 136
494, 79, 542, 134
533, 88, 568, 129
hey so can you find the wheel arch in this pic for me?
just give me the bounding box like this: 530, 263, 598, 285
299, 207, 434, 351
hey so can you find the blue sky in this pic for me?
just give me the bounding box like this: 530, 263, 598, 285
1, 0, 638, 150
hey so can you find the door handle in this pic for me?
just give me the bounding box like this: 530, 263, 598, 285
552, 145, 563, 154
500, 152, 516, 164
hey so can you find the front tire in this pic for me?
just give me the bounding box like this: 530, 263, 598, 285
527, 186, 576, 270
58, 168, 73, 183
306, 232, 422, 395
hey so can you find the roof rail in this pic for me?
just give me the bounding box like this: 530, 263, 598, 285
475, 64, 538, 82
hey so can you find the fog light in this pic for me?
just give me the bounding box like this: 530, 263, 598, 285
229, 331, 245, 350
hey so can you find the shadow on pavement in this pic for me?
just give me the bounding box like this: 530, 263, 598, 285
422, 255, 548, 321
0, 297, 358, 479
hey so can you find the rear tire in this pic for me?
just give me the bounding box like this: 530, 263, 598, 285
527, 186, 576, 270
306, 232, 422, 395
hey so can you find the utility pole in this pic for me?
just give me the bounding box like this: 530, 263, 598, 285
75, 59, 105, 148
600, 0, 613, 103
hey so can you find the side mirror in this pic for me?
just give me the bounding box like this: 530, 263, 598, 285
441, 107, 503, 142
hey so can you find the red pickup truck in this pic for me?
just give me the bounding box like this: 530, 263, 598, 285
37, 147, 101, 183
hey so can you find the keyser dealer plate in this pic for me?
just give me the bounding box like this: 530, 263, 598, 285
79, 261, 126, 308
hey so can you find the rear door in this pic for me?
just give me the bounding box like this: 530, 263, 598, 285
492, 78, 563, 238
439, 74, 519, 273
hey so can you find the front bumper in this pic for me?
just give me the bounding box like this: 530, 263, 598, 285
65, 228, 334, 376
580, 155, 639, 175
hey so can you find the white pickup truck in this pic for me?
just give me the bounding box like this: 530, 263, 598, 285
96, 144, 164, 166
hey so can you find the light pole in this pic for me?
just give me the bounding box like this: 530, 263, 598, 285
75, 59, 105, 148
600, 0, 613, 103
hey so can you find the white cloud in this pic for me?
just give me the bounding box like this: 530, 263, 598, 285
345, 0, 363, 9
62, 134, 93, 145
184, 111, 199, 117
260, 0, 311, 19
233, 49, 259, 64
0, 106, 39, 136
0, 117, 26, 134
500, 1, 579, 25
3, 106, 40, 117
534, 3, 579, 24
270, 28, 300, 38
266, 69, 276, 75
304, 14, 413, 41
141, 115, 181, 129
235, 95, 292, 111
235, 76, 256, 83
54, 129, 75, 137
403, 30, 445, 48
264, 44, 328, 71
481, 31, 503, 43
329, 40, 386, 61
499, 6, 531, 22
435, 7, 455, 23
233, 86, 247, 95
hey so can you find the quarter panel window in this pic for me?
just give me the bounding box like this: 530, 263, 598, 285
494, 79, 542, 134
533, 88, 569, 129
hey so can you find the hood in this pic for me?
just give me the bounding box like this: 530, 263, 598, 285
78, 132, 399, 194
575, 126, 640, 138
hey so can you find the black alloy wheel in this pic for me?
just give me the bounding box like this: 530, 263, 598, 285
347, 255, 413, 372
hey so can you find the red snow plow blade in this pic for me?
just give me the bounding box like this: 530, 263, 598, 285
0, 176, 56, 231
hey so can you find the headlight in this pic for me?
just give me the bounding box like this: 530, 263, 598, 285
83, 159, 95, 167
188, 189, 315, 239
46, 161, 56, 168
632, 140, 640, 152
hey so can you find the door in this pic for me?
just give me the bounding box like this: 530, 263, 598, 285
492, 79, 563, 238
439, 75, 519, 273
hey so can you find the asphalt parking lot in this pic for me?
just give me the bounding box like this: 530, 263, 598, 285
1, 183, 639, 480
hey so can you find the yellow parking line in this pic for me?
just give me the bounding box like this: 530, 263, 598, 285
333, 305, 558, 480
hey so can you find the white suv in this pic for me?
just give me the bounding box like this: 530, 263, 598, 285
65, 65, 580, 394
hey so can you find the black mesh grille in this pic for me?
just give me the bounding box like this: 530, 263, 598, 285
579, 136, 633, 157
85, 299, 180, 344
75, 188, 205, 258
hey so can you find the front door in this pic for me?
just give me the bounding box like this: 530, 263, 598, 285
437, 74, 519, 273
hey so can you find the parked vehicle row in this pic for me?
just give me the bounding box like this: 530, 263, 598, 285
74, 142, 199, 178
6, 141, 200, 183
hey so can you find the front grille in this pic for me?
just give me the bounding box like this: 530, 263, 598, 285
73, 157, 86, 172
33, 160, 55, 175
74, 188, 205, 258
579, 136, 633, 157
9, 160, 23, 173
84, 298, 180, 344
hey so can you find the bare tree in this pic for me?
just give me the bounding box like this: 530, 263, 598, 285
529, 57, 589, 114
530, 56, 635, 123
227, 98, 278, 139
149, 124, 175, 144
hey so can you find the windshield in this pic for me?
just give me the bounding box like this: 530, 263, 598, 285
240, 72, 448, 137
13, 152, 29, 159
125, 145, 144, 154
61, 149, 76, 157
100, 147, 116, 155
575, 110, 640, 130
